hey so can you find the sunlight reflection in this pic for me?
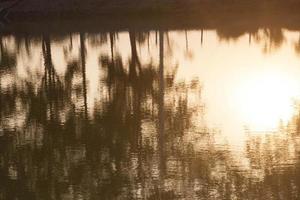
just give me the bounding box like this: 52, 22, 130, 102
2, 28, 300, 199
234, 69, 300, 132
169, 30, 300, 147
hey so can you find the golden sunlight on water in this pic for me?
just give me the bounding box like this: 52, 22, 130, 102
234, 70, 298, 131
1, 28, 300, 199
171, 30, 300, 147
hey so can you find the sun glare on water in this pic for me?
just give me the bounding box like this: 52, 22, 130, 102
172, 30, 300, 142
234, 69, 300, 133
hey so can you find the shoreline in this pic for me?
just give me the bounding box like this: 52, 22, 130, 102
5, 0, 300, 19
1, 0, 300, 35
1, 11, 300, 35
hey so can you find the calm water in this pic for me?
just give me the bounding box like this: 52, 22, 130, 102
1, 28, 300, 199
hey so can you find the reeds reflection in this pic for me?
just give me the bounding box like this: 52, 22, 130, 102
0, 29, 300, 199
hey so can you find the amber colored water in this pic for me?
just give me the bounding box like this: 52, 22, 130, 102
1, 28, 300, 199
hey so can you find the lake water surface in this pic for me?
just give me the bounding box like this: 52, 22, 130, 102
1, 28, 300, 199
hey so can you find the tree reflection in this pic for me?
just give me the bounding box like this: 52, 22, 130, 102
294, 33, 300, 55
0, 36, 17, 71
254, 28, 285, 54
0, 28, 300, 200
217, 27, 285, 54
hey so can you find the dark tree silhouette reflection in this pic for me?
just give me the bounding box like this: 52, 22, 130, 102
0, 28, 300, 200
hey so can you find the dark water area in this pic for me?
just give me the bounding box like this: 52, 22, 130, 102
1, 23, 300, 199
